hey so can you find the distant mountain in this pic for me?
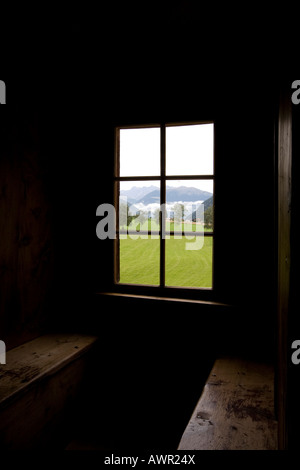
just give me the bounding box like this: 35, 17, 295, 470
203, 195, 213, 210
120, 185, 158, 204
187, 196, 214, 221
137, 186, 212, 205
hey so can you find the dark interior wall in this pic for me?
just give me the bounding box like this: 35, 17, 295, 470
287, 91, 300, 449
0, 103, 97, 348
0, 111, 55, 349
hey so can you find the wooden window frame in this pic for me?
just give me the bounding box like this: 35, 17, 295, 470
114, 121, 215, 298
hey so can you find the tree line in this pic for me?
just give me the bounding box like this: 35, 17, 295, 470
119, 202, 213, 230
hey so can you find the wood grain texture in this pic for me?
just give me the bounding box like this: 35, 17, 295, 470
0, 113, 54, 350
0, 333, 98, 408
178, 358, 278, 450
277, 86, 292, 450
0, 333, 98, 449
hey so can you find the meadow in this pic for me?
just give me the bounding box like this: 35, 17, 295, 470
119, 231, 213, 288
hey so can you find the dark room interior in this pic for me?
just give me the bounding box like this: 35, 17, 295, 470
0, 4, 300, 455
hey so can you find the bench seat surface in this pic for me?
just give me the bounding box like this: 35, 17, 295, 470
178, 357, 278, 450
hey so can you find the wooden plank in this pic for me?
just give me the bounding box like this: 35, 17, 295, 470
178, 358, 278, 450
277, 85, 292, 450
0, 333, 98, 409
0, 354, 87, 449
98, 292, 230, 308
0, 114, 55, 350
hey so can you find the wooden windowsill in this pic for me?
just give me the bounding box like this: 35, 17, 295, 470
98, 291, 230, 308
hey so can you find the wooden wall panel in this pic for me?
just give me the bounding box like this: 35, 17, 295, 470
0, 113, 54, 350
277, 84, 292, 450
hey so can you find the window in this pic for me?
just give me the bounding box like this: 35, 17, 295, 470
114, 122, 214, 290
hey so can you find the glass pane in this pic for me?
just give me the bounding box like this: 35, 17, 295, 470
119, 180, 160, 285
119, 127, 160, 176
166, 123, 214, 175
165, 236, 213, 288
164, 179, 213, 235
119, 181, 160, 233
119, 237, 160, 285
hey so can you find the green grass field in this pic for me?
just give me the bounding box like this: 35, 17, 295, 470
119, 235, 213, 288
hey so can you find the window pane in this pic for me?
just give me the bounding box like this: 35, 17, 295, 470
119, 127, 160, 176
166, 123, 214, 175
119, 181, 160, 233
165, 236, 213, 288
119, 237, 160, 285
119, 181, 160, 285
164, 180, 213, 234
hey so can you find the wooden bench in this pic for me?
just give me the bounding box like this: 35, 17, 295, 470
178, 357, 278, 450
0, 333, 98, 449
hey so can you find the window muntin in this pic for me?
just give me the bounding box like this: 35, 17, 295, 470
115, 122, 214, 290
